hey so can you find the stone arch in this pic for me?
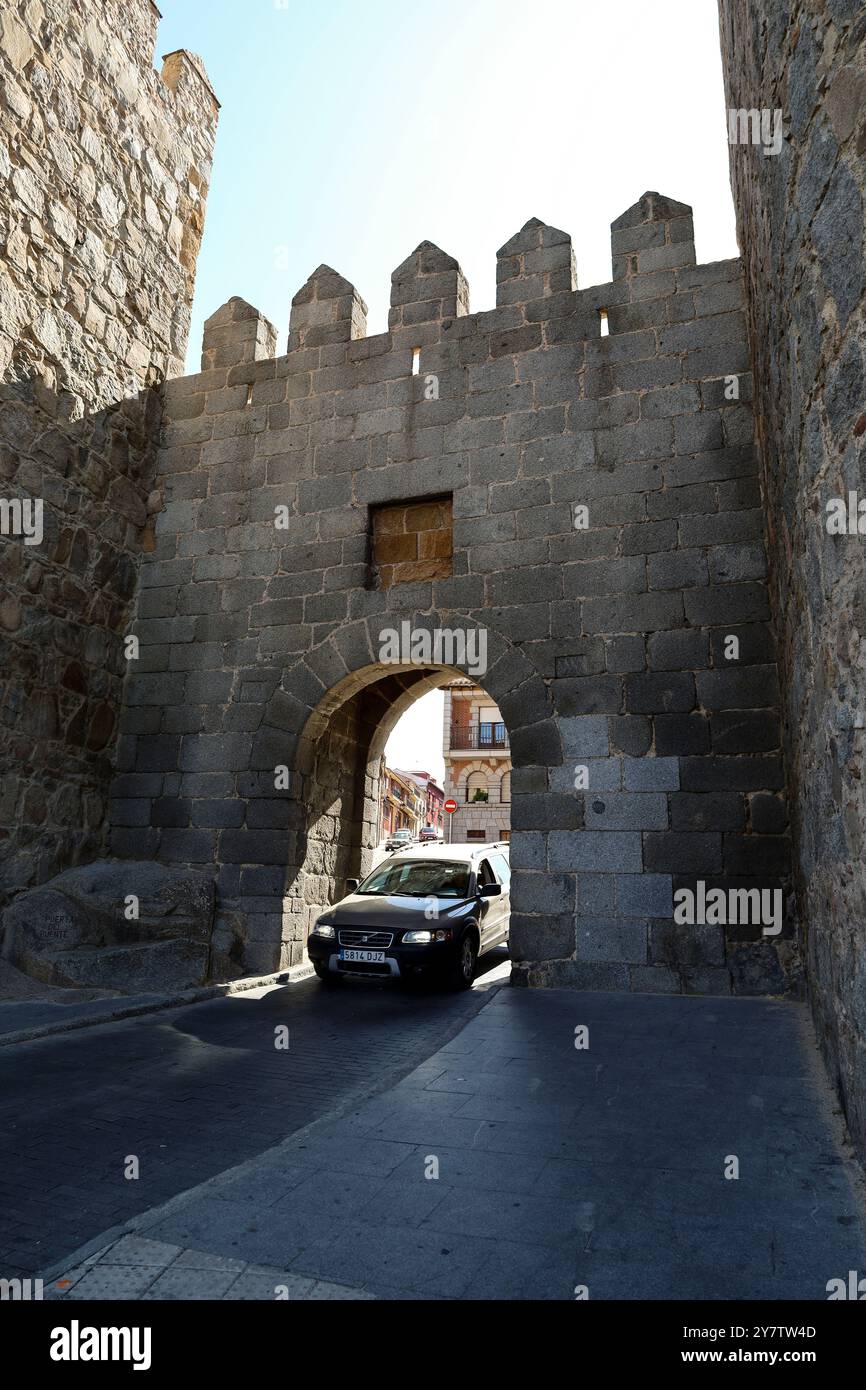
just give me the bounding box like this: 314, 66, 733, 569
455, 757, 491, 785
451, 759, 509, 806
234, 609, 559, 975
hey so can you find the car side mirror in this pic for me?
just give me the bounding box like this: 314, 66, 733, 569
345, 878, 359, 893
479, 882, 502, 897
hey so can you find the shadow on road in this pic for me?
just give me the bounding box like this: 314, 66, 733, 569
0, 951, 506, 1277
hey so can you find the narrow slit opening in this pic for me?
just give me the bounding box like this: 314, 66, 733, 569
245, 383, 254, 406
598, 309, 609, 337
411, 347, 421, 376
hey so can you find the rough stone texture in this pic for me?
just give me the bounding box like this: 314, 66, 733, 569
719, 1, 866, 1158
109, 196, 797, 995
0, 0, 219, 906
0, 859, 215, 990
25, 937, 209, 992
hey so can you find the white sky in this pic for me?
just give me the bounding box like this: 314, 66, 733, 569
386, 689, 446, 786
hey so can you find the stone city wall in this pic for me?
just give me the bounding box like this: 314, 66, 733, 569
110, 195, 799, 993
719, 0, 866, 1153
0, 0, 218, 902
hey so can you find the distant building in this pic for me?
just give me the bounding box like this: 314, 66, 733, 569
378, 762, 425, 842
441, 680, 511, 843
395, 770, 445, 834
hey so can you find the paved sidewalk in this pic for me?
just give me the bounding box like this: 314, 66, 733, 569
0, 993, 165, 1041
45, 1234, 375, 1301
45, 987, 866, 1301
0, 964, 314, 1047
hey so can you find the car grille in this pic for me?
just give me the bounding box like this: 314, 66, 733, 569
338, 929, 393, 948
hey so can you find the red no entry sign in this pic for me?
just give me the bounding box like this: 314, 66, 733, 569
444, 798, 457, 813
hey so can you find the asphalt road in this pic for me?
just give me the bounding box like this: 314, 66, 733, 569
42, 984, 866, 1301
0, 952, 509, 1278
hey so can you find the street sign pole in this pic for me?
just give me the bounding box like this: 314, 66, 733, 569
443, 798, 457, 844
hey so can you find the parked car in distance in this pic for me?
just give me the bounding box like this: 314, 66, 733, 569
384, 829, 415, 852
418, 825, 443, 842
307, 842, 511, 990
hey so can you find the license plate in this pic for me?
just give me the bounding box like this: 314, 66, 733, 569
339, 948, 385, 963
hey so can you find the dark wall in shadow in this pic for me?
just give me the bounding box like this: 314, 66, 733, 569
0, 378, 163, 906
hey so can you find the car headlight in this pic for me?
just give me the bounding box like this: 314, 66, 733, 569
311, 923, 335, 939
403, 930, 433, 944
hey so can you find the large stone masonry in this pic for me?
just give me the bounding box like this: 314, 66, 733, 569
0, 0, 219, 905
718, 0, 866, 1153
110, 191, 799, 994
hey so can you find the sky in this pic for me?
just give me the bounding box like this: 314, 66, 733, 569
386, 688, 446, 786
155, 0, 738, 779
158, 0, 737, 356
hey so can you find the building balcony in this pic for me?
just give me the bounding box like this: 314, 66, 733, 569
449, 722, 509, 751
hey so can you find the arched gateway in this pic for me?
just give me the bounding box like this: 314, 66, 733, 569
108, 196, 797, 996
252, 613, 551, 977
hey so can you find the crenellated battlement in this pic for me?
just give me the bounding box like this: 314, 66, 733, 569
118, 0, 220, 118
176, 192, 736, 406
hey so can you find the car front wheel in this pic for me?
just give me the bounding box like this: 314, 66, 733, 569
313, 962, 341, 985
449, 933, 478, 991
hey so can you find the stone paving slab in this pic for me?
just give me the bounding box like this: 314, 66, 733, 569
43, 987, 866, 1300
45, 1234, 373, 1302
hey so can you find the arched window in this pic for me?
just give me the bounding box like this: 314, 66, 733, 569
466, 770, 487, 803
500, 771, 511, 804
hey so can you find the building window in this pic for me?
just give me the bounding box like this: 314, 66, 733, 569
466, 771, 488, 803
500, 771, 510, 804
466, 830, 486, 842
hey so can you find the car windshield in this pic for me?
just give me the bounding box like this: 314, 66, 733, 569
357, 860, 470, 899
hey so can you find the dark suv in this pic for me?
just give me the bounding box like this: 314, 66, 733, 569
307, 843, 511, 990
